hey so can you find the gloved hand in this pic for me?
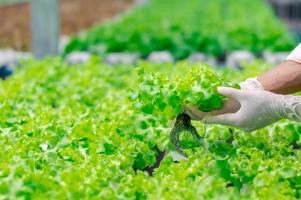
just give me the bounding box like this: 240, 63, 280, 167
185, 86, 301, 132
184, 77, 264, 122
184, 44, 301, 132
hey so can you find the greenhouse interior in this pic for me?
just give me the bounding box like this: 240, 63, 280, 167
1, 0, 301, 199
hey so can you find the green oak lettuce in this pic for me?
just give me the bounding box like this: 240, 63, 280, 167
0, 59, 301, 199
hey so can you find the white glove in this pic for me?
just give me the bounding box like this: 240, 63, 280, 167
184, 77, 263, 122
239, 77, 264, 91
204, 87, 301, 132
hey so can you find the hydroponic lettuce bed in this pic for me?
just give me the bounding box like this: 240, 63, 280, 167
0, 58, 301, 199
65, 0, 297, 59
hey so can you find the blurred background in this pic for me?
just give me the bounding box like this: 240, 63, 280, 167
0, 0, 300, 75
268, 0, 301, 34
0, 0, 300, 51
0, 0, 133, 51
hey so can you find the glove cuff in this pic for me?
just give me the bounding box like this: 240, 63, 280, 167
239, 77, 264, 91
276, 95, 301, 122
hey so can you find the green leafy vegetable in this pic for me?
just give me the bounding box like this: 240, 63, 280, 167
0, 58, 300, 199
134, 64, 240, 156
65, 0, 296, 58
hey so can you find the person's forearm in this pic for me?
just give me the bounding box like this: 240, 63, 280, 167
257, 44, 301, 94
258, 60, 301, 94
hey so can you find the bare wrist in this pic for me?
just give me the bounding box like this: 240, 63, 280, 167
257, 60, 301, 94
